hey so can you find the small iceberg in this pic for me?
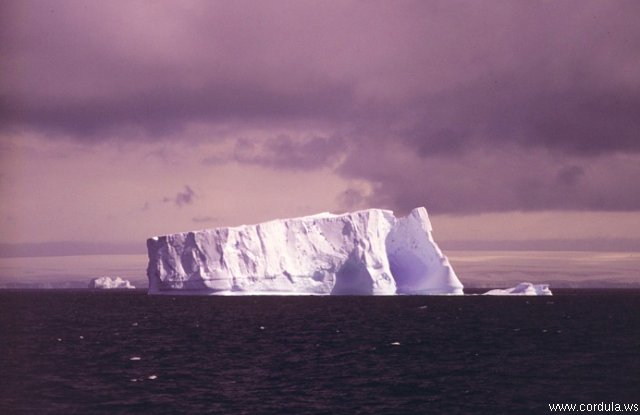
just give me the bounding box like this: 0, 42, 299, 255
89, 276, 136, 290
483, 282, 552, 296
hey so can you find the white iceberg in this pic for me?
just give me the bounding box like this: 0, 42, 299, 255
483, 282, 552, 296
146, 207, 463, 295
89, 276, 136, 290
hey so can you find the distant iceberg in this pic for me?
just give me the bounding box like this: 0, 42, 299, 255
483, 282, 552, 296
89, 276, 136, 290
146, 207, 463, 295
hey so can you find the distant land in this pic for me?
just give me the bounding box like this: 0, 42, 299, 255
0, 242, 146, 258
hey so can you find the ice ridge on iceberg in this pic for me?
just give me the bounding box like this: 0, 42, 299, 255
146, 207, 463, 296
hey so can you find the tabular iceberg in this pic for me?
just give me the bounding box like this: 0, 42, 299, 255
483, 282, 552, 296
89, 276, 136, 289
146, 207, 463, 295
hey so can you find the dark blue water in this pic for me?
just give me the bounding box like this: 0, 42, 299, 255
1, 290, 638, 414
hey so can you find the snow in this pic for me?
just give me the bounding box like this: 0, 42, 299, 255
146, 207, 463, 295
88, 276, 136, 289
483, 282, 553, 296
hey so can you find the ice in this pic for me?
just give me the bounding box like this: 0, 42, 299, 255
386, 207, 462, 294
146, 207, 463, 295
88, 276, 136, 289
483, 282, 553, 296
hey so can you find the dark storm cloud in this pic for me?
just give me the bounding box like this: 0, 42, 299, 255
398, 78, 640, 157
338, 148, 640, 214
2, 0, 639, 154
2, 0, 639, 213
1, 1, 363, 139
0, 82, 355, 139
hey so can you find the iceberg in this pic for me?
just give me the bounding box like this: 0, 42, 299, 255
483, 282, 552, 296
146, 207, 463, 295
89, 276, 136, 290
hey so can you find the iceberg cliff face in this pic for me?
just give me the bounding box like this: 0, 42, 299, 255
146, 207, 462, 295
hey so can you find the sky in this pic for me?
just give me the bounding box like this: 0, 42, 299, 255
1, 0, 640, 255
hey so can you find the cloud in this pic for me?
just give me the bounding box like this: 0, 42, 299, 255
203, 135, 346, 170
192, 215, 216, 224
2, 0, 639, 215
0, 81, 356, 140
338, 187, 368, 211
396, 77, 640, 158
556, 165, 585, 187
337, 146, 640, 214
163, 185, 196, 207
3, 1, 638, 154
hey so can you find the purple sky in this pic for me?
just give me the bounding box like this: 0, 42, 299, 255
1, 0, 639, 253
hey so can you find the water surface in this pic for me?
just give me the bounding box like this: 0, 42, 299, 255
1, 290, 638, 414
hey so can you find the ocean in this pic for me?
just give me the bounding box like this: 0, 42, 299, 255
1, 290, 638, 414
